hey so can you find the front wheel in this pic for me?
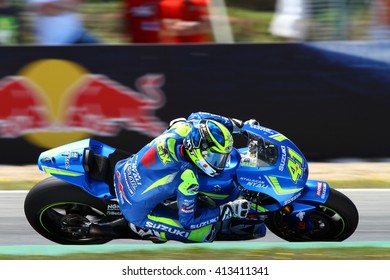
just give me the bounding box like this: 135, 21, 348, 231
265, 188, 359, 241
24, 176, 114, 245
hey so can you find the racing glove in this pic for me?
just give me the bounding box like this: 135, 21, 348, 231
231, 118, 260, 134
219, 199, 250, 221
245, 119, 260, 126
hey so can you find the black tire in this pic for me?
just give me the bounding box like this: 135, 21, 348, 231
265, 188, 359, 241
24, 176, 113, 245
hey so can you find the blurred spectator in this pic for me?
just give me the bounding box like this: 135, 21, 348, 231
269, 0, 309, 41
27, 0, 100, 45
369, 0, 390, 40
0, 0, 22, 44
122, 0, 162, 43
159, 0, 213, 43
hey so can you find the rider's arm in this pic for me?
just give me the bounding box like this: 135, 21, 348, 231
187, 112, 244, 134
176, 169, 220, 230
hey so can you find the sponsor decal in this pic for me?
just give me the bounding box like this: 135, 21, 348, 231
145, 221, 190, 238
255, 126, 273, 134
315, 181, 327, 199
180, 206, 195, 214
241, 158, 257, 167
64, 152, 71, 169
189, 217, 219, 229
156, 141, 172, 165
130, 223, 161, 239
106, 211, 123, 216
0, 59, 166, 149
219, 206, 233, 222
279, 145, 287, 171
124, 157, 141, 196
63, 151, 80, 169
116, 170, 130, 204
180, 199, 195, 214
107, 204, 121, 211
321, 182, 327, 199
316, 182, 323, 197
106, 203, 122, 216
239, 177, 267, 189
283, 192, 302, 206
296, 211, 305, 222
140, 147, 157, 168
182, 199, 195, 208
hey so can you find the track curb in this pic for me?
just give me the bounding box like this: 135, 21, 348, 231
1, 241, 390, 256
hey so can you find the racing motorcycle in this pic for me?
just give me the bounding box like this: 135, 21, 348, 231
24, 122, 359, 244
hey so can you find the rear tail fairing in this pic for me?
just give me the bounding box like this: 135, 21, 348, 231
237, 123, 309, 212
38, 138, 116, 198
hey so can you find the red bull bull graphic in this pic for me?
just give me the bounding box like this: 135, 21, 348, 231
65, 74, 166, 137
0, 59, 167, 149
0, 76, 50, 137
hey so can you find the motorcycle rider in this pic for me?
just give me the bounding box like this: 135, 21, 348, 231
114, 112, 253, 243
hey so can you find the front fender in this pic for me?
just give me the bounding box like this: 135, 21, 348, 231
270, 180, 332, 232
289, 180, 331, 214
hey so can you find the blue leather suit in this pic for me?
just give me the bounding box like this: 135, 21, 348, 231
114, 112, 239, 243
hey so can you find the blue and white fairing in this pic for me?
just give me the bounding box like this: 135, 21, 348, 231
37, 138, 116, 198
236, 123, 310, 211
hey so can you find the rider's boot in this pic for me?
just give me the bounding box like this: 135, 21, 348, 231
129, 223, 167, 244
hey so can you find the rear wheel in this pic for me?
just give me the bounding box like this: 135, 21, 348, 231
24, 176, 113, 245
265, 188, 359, 241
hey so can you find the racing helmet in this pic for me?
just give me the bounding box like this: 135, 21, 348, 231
184, 119, 233, 177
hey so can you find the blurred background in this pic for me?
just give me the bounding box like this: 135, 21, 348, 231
2, 0, 390, 45
2, 0, 390, 163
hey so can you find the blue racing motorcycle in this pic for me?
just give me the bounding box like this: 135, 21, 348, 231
24, 123, 359, 244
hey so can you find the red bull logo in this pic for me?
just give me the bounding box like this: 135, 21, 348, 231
65, 74, 166, 137
0, 77, 50, 137
0, 59, 167, 149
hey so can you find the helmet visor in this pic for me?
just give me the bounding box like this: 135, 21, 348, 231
203, 148, 229, 172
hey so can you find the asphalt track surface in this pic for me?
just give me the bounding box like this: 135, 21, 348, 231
1, 189, 389, 246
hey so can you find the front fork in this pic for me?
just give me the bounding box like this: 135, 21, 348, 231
271, 180, 331, 232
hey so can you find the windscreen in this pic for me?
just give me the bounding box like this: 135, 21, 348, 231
240, 133, 279, 167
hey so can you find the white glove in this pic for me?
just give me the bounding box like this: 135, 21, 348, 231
245, 119, 259, 126
219, 199, 250, 221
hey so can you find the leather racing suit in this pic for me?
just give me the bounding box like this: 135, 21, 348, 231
113, 112, 240, 243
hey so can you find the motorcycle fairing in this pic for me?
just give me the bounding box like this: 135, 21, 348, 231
38, 138, 116, 198
289, 179, 330, 212
235, 123, 309, 211
270, 179, 332, 233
